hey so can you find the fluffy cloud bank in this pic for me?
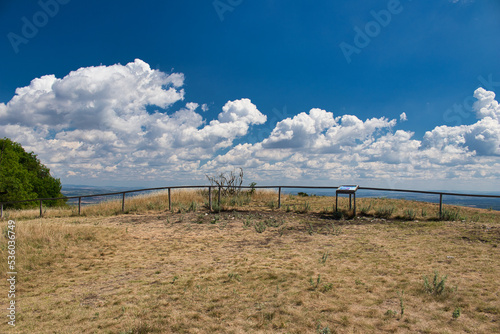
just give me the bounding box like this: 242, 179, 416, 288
206, 89, 500, 188
1, 59, 499, 189
0, 59, 266, 182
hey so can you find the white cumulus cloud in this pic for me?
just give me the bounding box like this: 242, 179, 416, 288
1, 59, 499, 189
0, 60, 266, 183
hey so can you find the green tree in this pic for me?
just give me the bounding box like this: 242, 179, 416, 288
0, 138, 65, 208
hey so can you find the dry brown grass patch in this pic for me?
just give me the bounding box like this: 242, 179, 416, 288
1, 208, 499, 333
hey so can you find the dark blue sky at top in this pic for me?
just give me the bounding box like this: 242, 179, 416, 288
1, 0, 499, 140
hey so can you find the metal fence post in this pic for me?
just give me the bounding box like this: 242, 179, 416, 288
278, 187, 282, 209
168, 188, 171, 211
353, 193, 356, 216
209, 186, 212, 211
40, 200, 43, 217
78, 197, 82, 215
218, 186, 221, 208
439, 194, 443, 218
335, 193, 338, 212
122, 192, 126, 213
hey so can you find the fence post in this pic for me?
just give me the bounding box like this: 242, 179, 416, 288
278, 187, 282, 209
168, 188, 171, 211
40, 200, 43, 217
78, 197, 82, 215
439, 194, 443, 218
218, 186, 221, 208
353, 193, 356, 216
208, 186, 212, 211
122, 192, 126, 213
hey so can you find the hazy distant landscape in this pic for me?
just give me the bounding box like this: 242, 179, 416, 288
62, 184, 500, 211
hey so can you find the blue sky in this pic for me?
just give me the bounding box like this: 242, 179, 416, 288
1, 0, 499, 191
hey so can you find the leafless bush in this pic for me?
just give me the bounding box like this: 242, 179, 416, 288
206, 168, 244, 196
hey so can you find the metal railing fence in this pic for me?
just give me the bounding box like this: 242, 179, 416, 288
1, 185, 499, 218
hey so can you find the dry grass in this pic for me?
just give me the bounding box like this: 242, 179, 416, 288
1, 191, 500, 333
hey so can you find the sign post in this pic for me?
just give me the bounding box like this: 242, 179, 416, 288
336, 185, 359, 216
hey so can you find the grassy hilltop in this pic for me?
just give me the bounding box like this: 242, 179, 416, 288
1, 190, 499, 333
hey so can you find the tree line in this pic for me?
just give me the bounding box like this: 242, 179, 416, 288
0, 138, 65, 208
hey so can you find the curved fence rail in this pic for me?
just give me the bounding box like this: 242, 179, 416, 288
1, 185, 500, 218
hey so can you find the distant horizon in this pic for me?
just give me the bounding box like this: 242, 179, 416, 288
61, 183, 500, 196
60, 183, 500, 211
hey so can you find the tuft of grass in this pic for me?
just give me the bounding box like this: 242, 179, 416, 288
374, 206, 395, 219
227, 272, 241, 282
266, 200, 277, 210
316, 322, 331, 334
254, 221, 266, 233
188, 201, 198, 212
385, 309, 398, 318
360, 204, 372, 216
452, 307, 461, 319
243, 218, 253, 229
309, 274, 322, 290
440, 208, 464, 221
296, 202, 311, 213
319, 251, 329, 264
328, 223, 342, 236
212, 202, 222, 212
399, 290, 405, 317
264, 218, 283, 228
423, 271, 447, 296
320, 283, 333, 293
210, 215, 220, 224
404, 209, 417, 220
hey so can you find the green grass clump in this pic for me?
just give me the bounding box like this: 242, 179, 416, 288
404, 209, 417, 220
423, 271, 447, 296
440, 208, 464, 221
375, 206, 395, 219
254, 221, 266, 233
